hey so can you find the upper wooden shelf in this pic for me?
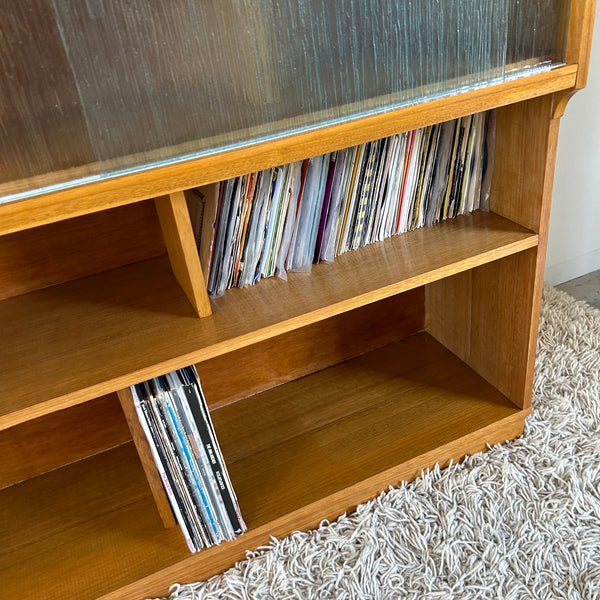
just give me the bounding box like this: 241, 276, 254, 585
0, 65, 577, 237
0, 210, 537, 430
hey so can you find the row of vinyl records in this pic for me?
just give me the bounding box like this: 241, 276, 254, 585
187, 111, 494, 297
131, 366, 246, 553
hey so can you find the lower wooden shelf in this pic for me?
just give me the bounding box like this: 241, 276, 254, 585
1, 333, 529, 600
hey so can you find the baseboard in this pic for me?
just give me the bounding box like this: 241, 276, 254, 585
544, 247, 600, 285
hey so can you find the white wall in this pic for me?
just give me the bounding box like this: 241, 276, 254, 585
545, 6, 600, 285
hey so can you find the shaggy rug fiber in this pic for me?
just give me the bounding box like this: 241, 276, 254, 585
159, 286, 600, 600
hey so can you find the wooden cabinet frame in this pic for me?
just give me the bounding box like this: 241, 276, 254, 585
0, 2, 596, 598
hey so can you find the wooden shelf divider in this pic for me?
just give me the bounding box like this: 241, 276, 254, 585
155, 191, 212, 318
116, 387, 177, 529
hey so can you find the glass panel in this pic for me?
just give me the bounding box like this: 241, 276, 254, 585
0, 0, 570, 203
0, 1, 98, 189
506, 0, 570, 74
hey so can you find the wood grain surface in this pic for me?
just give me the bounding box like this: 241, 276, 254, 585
116, 387, 177, 528
0, 394, 130, 489
566, 0, 597, 89
0, 201, 165, 301
155, 192, 212, 317
0, 211, 537, 429
198, 290, 425, 410
1, 334, 527, 600
425, 95, 563, 409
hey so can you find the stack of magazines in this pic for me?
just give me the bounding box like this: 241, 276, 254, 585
199, 111, 491, 296
131, 366, 246, 553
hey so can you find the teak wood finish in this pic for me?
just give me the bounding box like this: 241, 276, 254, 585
0, 201, 165, 301
154, 191, 212, 317
1, 334, 529, 600
0, 1, 596, 599
197, 290, 425, 409
0, 210, 536, 430
0, 393, 129, 489
117, 387, 178, 529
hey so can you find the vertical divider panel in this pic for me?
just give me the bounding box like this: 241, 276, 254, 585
116, 387, 177, 529
155, 191, 212, 317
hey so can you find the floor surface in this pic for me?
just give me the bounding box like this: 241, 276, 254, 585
556, 269, 600, 310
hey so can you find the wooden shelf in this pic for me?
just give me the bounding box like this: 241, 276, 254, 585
0, 333, 528, 600
0, 210, 537, 430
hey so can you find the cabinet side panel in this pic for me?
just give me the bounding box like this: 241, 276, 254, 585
566, 0, 597, 89
426, 250, 538, 409
490, 94, 556, 232
199, 290, 425, 410
429, 96, 561, 408
468, 249, 539, 408
483, 97, 560, 407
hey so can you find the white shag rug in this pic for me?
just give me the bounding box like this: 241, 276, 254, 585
159, 286, 600, 600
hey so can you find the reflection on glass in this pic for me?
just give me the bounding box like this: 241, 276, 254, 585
0, 0, 570, 202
